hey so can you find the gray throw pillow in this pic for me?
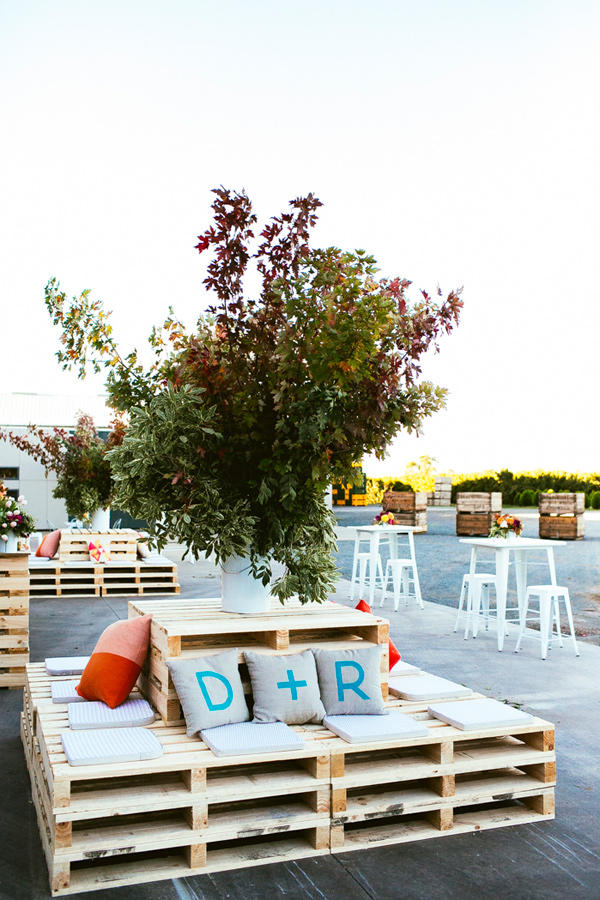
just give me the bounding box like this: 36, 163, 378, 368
244, 649, 325, 725
313, 645, 386, 715
167, 649, 250, 737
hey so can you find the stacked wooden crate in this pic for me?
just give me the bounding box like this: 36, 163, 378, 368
456, 492, 502, 536
129, 597, 391, 725
538, 493, 585, 540
0, 552, 29, 688
432, 476, 452, 506
59, 529, 138, 562
382, 492, 428, 533
29, 557, 180, 599
22, 647, 556, 896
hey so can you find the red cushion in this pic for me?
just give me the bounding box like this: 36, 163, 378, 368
35, 529, 60, 559
77, 615, 152, 708
354, 600, 401, 670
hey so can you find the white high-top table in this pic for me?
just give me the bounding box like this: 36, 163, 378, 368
459, 536, 562, 651
352, 525, 421, 604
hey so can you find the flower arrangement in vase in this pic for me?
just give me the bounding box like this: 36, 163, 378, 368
43, 187, 462, 607
0, 484, 35, 552
372, 512, 397, 526
489, 513, 523, 539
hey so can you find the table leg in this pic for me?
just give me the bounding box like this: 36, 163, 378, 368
546, 548, 557, 585
514, 549, 528, 628
495, 549, 510, 651
469, 547, 477, 575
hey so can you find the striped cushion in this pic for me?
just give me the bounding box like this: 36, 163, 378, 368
51, 680, 87, 704
68, 698, 155, 730
61, 727, 163, 766
323, 711, 429, 743
45, 656, 90, 676
200, 721, 305, 757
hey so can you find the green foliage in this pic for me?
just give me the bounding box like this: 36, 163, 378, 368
517, 489, 537, 506
46, 187, 462, 603
451, 470, 600, 505
590, 490, 600, 510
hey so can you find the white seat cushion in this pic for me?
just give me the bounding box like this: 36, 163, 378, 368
200, 721, 305, 757
324, 711, 429, 743
389, 674, 472, 701
45, 656, 90, 676
428, 698, 534, 731
68, 698, 155, 730
389, 661, 420, 676
51, 680, 87, 704
62, 727, 163, 766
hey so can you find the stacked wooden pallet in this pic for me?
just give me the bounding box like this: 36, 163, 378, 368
381, 492, 428, 533
59, 529, 138, 562
29, 557, 180, 599
22, 659, 556, 896
129, 597, 390, 725
539, 493, 585, 540
456, 493, 502, 536
0, 552, 29, 688
432, 476, 452, 506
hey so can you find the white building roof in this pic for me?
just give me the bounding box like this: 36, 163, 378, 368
0, 392, 112, 428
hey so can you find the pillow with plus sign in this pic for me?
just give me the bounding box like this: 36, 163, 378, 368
244, 650, 325, 725
313, 645, 386, 715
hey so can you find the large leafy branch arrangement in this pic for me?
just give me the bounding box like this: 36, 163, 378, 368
0, 414, 124, 521
44, 188, 462, 602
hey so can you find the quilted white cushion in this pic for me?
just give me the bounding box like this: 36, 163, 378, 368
51, 680, 87, 704
428, 698, 534, 731
389, 674, 472, 701
389, 661, 420, 676
45, 656, 90, 676
61, 727, 163, 766
68, 698, 155, 730
200, 721, 305, 757
324, 711, 429, 743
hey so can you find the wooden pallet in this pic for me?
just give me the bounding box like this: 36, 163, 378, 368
456, 493, 502, 514
538, 493, 585, 516
456, 512, 496, 537
29, 558, 180, 599
59, 529, 138, 562
382, 492, 428, 512
129, 597, 390, 725
0, 552, 29, 688
539, 515, 584, 540
22, 661, 556, 896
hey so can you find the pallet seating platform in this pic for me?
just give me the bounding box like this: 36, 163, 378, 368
22, 660, 555, 896
0, 552, 30, 688
59, 529, 138, 562
128, 597, 391, 725
29, 556, 180, 599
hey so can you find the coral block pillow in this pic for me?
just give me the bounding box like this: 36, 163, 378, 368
355, 599, 401, 670
76, 615, 152, 708
35, 529, 60, 559
89, 541, 111, 563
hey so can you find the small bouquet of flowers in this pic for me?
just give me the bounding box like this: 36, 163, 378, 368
489, 513, 523, 539
372, 511, 397, 526
0, 484, 36, 550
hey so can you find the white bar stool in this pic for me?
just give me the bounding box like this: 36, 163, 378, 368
349, 530, 385, 604
514, 585, 579, 660
455, 574, 498, 639
380, 557, 424, 610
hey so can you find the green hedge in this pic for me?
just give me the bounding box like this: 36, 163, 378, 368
451, 469, 600, 505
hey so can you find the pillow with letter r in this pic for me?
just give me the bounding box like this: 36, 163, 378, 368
167, 649, 250, 737
313, 645, 386, 716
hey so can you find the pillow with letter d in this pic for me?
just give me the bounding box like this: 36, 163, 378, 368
167, 649, 250, 736
313, 645, 386, 716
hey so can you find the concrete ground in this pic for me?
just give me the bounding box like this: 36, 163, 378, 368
2, 511, 600, 899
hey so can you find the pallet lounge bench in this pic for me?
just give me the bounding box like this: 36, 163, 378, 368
29, 557, 180, 599
59, 529, 138, 562
22, 659, 555, 897
0, 552, 30, 688
128, 597, 391, 725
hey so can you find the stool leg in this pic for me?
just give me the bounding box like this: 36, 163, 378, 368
472, 582, 482, 638
563, 592, 580, 657
463, 581, 473, 640
402, 567, 410, 607
350, 549, 358, 602
540, 597, 551, 660
393, 567, 402, 612
380, 562, 389, 608
514, 592, 530, 653
553, 597, 564, 648
368, 553, 379, 604
412, 563, 424, 609
455, 577, 467, 632
482, 585, 490, 631
358, 557, 367, 601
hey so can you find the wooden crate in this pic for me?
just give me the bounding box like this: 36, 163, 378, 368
539, 516, 584, 540
329, 696, 555, 853
538, 493, 585, 516
456, 512, 495, 537
0, 552, 29, 688
29, 558, 180, 599
382, 492, 428, 512
59, 529, 138, 562
456, 493, 502, 514
129, 598, 390, 725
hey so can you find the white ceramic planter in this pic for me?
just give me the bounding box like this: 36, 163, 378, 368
90, 508, 111, 531
0, 532, 18, 553
220, 555, 272, 614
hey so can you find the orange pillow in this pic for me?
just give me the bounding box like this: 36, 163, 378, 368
355, 599, 402, 669
76, 615, 152, 708
35, 529, 61, 559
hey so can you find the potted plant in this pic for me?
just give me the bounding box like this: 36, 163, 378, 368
0, 484, 35, 553
0, 414, 124, 528
44, 187, 462, 611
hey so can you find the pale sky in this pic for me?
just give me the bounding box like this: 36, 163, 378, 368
1, 1, 599, 476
